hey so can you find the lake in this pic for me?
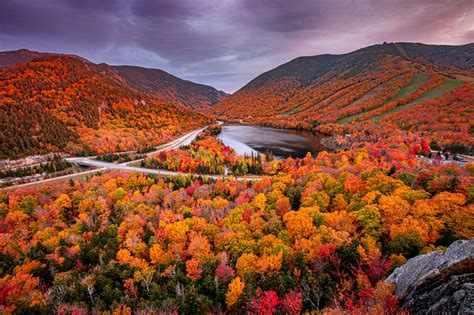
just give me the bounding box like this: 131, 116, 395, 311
217, 124, 326, 159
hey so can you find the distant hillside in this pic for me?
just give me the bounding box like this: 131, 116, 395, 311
0, 48, 86, 68
215, 42, 474, 129
0, 49, 228, 112
398, 42, 473, 70
0, 55, 212, 159
114, 66, 228, 111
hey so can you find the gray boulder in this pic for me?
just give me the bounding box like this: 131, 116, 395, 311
386, 238, 474, 314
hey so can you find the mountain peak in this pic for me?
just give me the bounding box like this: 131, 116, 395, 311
215, 42, 473, 124
0, 49, 228, 111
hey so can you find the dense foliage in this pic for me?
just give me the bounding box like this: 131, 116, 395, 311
215, 44, 473, 154
96, 153, 145, 164
1, 134, 472, 313
142, 130, 264, 175
381, 83, 474, 150
1, 42, 473, 315
0, 56, 211, 159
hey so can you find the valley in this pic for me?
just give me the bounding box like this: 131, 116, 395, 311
0, 41, 473, 314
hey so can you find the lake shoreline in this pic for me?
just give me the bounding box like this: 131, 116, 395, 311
217, 123, 329, 159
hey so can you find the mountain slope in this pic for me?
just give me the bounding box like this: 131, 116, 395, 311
0, 49, 228, 112
399, 42, 473, 70
0, 55, 212, 159
215, 42, 474, 129
0, 48, 87, 68
114, 65, 228, 111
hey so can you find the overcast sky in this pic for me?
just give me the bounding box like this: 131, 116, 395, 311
1, 0, 473, 92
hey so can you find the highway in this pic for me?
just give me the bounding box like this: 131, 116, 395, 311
2, 126, 262, 190
67, 158, 261, 181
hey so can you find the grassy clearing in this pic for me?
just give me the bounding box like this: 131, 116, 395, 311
337, 73, 429, 124
372, 77, 464, 121
385, 73, 430, 103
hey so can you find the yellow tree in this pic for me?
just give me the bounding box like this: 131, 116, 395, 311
226, 277, 245, 308
432, 192, 473, 239
253, 193, 267, 212
54, 194, 72, 209
236, 253, 259, 276
283, 210, 315, 241
149, 243, 172, 265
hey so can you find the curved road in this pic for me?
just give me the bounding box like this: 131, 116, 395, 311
2, 126, 262, 190
68, 158, 262, 182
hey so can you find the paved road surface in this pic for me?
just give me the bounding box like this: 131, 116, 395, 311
2, 126, 262, 190
69, 158, 261, 181
1, 168, 107, 190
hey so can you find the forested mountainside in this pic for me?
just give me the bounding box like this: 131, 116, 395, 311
114, 66, 228, 111
0, 49, 86, 68
214, 42, 473, 151
0, 55, 212, 159
0, 49, 228, 112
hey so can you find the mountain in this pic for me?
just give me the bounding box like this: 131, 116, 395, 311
0, 49, 50, 68
113, 65, 228, 111
0, 49, 228, 112
214, 42, 474, 130
0, 54, 212, 159
0, 48, 87, 68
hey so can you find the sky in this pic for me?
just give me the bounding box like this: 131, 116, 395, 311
0, 0, 473, 93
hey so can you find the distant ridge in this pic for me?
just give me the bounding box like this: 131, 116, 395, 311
215, 42, 473, 126
0, 49, 228, 111
113, 65, 228, 111
0, 48, 87, 68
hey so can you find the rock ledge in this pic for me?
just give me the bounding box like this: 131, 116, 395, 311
386, 238, 474, 314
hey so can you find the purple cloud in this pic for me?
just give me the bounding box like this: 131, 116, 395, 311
0, 0, 472, 92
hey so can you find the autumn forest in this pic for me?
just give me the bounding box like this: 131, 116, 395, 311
0, 35, 473, 315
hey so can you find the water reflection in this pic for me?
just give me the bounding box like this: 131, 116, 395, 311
217, 124, 325, 159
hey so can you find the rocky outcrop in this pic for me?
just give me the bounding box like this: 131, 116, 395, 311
386, 238, 474, 314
